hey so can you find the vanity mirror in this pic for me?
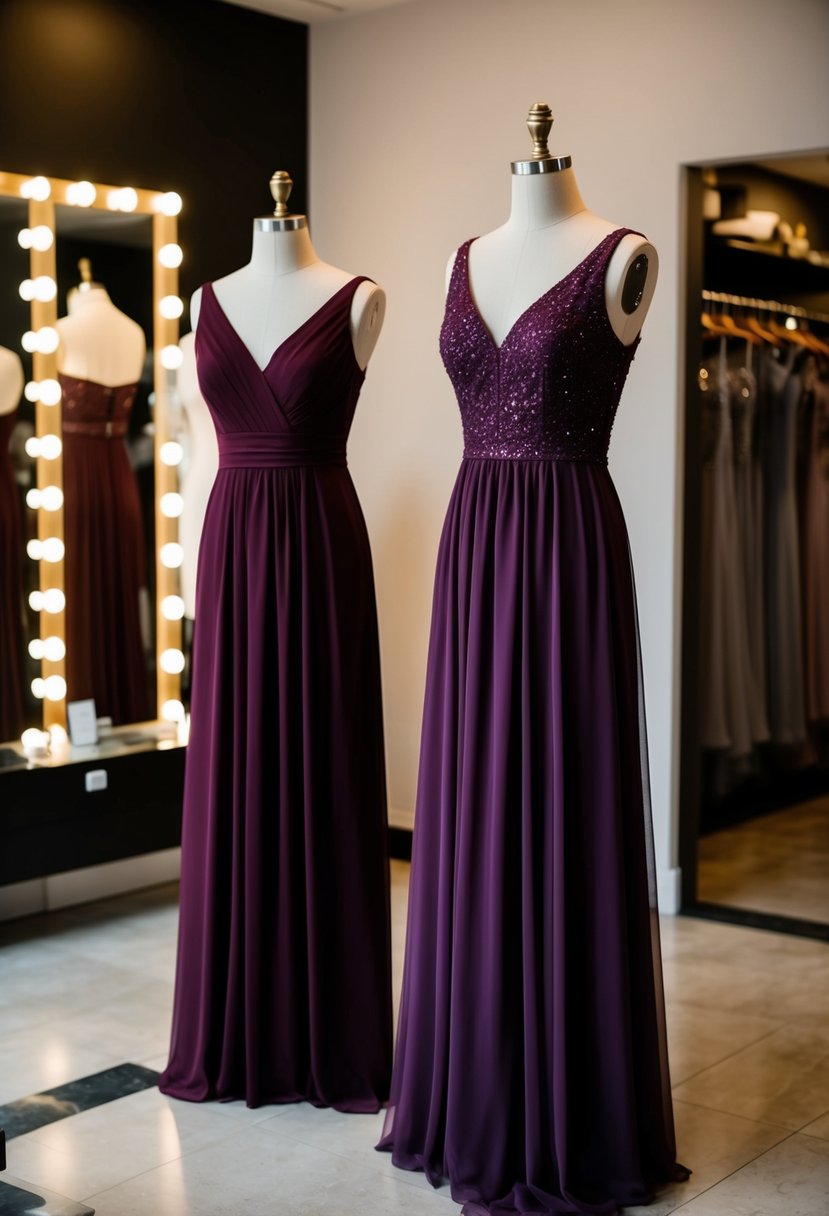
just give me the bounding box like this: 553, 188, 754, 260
0, 169, 185, 747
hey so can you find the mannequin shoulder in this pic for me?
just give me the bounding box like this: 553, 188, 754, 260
350, 279, 386, 370
604, 231, 659, 346
190, 285, 204, 331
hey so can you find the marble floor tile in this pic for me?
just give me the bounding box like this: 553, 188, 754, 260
625, 1101, 788, 1215
81, 1118, 459, 1213
673, 1023, 829, 1129
665, 1000, 782, 1085
801, 1109, 829, 1141
8, 1086, 251, 1199
252, 1102, 453, 1195
674, 1131, 829, 1215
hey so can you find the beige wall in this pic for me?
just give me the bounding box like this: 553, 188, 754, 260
309, 0, 829, 910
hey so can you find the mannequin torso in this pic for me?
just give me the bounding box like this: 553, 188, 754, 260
448, 167, 657, 348
0, 345, 24, 416
191, 225, 385, 371
56, 287, 146, 385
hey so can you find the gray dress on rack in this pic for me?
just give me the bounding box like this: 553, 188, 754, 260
762, 346, 807, 745
803, 375, 829, 722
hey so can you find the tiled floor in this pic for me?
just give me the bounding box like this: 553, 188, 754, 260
1, 861, 828, 1214
697, 796, 829, 924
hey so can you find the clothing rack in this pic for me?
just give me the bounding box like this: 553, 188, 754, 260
702, 289, 829, 327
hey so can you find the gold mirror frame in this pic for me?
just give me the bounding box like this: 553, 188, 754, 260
0, 169, 184, 734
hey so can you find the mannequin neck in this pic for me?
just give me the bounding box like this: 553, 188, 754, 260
248, 223, 319, 276
506, 166, 587, 232
67, 285, 111, 314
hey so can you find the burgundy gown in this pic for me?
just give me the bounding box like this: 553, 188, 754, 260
60, 374, 149, 725
0, 408, 25, 740
378, 230, 689, 1213
159, 277, 392, 1111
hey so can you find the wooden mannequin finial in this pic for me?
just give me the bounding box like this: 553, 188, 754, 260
78, 257, 93, 284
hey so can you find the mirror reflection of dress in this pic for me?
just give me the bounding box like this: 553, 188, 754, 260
57, 272, 150, 724
0, 345, 26, 739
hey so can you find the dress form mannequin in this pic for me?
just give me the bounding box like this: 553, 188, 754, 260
178, 330, 218, 619
449, 104, 657, 348
56, 260, 145, 384
0, 346, 24, 416
191, 171, 385, 370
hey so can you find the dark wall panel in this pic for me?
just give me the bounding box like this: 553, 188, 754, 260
0, 0, 308, 314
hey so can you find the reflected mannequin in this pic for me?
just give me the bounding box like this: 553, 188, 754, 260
57, 263, 150, 724
0, 344, 26, 739
177, 332, 218, 620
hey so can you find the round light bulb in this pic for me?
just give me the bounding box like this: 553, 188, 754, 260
31, 677, 46, 699
21, 331, 38, 354
29, 590, 44, 612
44, 674, 67, 701
43, 635, 65, 662
158, 243, 183, 269
160, 542, 183, 569
28, 638, 45, 660
41, 485, 63, 511
43, 588, 65, 613
19, 279, 35, 302
30, 225, 54, 252
22, 176, 51, 202
67, 180, 96, 207
42, 537, 65, 563
159, 295, 184, 320
34, 276, 57, 302
161, 491, 184, 518
161, 594, 185, 621
21, 727, 49, 752
40, 435, 62, 460
26, 488, 42, 510
25, 437, 41, 459
37, 328, 60, 354
39, 379, 62, 406
49, 724, 68, 747
161, 698, 185, 722
160, 344, 183, 370
155, 192, 183, 217
24, 381, 40, 403
27, 538, 43, 560
160, 648, 185, 674
160, 441, 183, 466
17, 228, 33, 250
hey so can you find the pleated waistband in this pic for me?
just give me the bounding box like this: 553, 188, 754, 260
218, 431, 347, 469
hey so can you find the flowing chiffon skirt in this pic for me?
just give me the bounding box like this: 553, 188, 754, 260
160, 463, 393, 1110
378, 456, 687, 1214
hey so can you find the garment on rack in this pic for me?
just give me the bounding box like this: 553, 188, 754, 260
762, 348, 807, 745
802, 373, 829, 721
699, 338, 761, 754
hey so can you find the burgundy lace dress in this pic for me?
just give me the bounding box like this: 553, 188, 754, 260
378, 230, 689, 1214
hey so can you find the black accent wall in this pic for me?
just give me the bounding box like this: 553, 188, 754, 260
0, 0, 308, 311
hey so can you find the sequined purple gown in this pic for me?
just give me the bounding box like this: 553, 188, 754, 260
160, 277, 392, 1111
378, 230, 688, 1213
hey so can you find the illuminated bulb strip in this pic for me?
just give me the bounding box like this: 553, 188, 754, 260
160, 441, 183, 466
158, 243, 183, 269
160, 542, 183, 568
159, 295, 183, 320
161, 594, 185, 620
42, 588, 65, 614
160, 648, 185, 674
160, 492, 183, 518
161, 698, 185, 721
154, 192, 183, 216
107, 186, 138, 212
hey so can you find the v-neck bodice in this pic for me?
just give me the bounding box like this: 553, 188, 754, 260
440, 228, 643, 463
195, 276, 369, 468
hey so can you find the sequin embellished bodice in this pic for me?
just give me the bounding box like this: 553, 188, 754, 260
439, 228, 643, 463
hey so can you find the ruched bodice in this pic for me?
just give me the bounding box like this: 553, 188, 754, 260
440, 230, 641, 463
195, 278, 369, 467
